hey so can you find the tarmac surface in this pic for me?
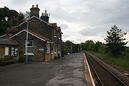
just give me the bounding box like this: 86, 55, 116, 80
0, 53, 86, 86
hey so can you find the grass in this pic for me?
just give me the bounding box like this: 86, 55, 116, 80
92, 52, 129, 72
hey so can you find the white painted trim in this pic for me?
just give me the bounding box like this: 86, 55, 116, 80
24, 53, 34, 56
31, 16, 49, 25
9, 29, 26, 38
47, 41, 53, 43
9, 29, 47, 42
83, 53, 96, 86
5, 47, 9, 56
9, 16, 49, 29
0, 34, 6, 38
12, 16, 38, 28
13, 20, 27, 28
28, 31, 46, 41
8, 16, 62, 35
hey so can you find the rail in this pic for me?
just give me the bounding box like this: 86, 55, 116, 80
85, 52, 129, 86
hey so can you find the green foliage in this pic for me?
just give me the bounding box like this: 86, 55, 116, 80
0, 6, 24, 35
62, 40, 80, 54
122, 47, 129, 59
80, 40, 94, 51
63, 40, 105, 55
94, 41, 103, 52
93, 52, 129, 71
80, 40, 105, 52
85, 40, 94, 51
105, 25, 128, 56
63, 40, 73, 54
72, 44, 80, 53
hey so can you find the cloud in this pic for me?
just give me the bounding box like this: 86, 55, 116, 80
59, 24, 69, 30
0, 0, 129, 45
11, 0, 28, 5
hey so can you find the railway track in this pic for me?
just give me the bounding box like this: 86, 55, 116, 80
85, 52, 129, 86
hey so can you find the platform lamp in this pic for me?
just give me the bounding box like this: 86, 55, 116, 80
25, 20, 29, 64
25, 20, 32, 64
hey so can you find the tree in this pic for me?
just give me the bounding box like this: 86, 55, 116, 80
63, 40, 73, 54
94, 41, 103, 52
0, 7, 24, 35
84, 40, 95, 51
105, 25, 127, 56
63, 40, 81, 54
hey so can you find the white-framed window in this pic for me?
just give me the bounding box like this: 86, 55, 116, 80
25, 40, 34, 55
5, 47, 18, 56
15, 48, 18, 56
5, 47, 9, 56
11, 47, 18, 56
27, 40, 33, 47
11, 47, 15, 56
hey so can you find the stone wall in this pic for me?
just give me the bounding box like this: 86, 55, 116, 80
11, 31, 47, 62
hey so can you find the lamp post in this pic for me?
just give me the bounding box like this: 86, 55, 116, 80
25, 21, 29, 64
24, 12, 33, 64
25, 20, 33, 64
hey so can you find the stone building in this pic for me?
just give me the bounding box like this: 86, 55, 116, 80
0, 38, 18, 64
0, 4, 63, 62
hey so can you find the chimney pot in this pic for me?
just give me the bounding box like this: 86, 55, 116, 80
45, 10, 47, 13
36, 4, 38, 8
30, 4, 40, 17
32, 5, 34, 8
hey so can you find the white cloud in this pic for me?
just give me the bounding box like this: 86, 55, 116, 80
0, 0, 129, 45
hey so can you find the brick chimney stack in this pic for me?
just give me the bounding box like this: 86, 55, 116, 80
30, 4, 40, 17
40, 10, 49, 23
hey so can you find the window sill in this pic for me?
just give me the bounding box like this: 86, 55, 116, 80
24, 53, 34, 56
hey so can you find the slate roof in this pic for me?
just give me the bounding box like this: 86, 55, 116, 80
0, 38, 18, 45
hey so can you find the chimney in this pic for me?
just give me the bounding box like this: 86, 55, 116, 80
40, 10, 49, 23
36, 4, 38, 8
32, 5, 34, 8
30, 4, 40, 17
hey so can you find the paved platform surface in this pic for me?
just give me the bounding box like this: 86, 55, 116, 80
0, 53, 86, 86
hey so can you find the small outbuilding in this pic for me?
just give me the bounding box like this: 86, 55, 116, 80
0, 38, 18, 64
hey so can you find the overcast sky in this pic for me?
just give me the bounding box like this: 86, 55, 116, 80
0, 0, 129, 45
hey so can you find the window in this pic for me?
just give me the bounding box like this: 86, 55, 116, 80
11, 48, 15, 56
27, 40, 33, 46
11, 48, 18, 56
5, 47, 9, 56
25, 40, 34, 55
5, 47, 18, 56
15, 48, 18, 56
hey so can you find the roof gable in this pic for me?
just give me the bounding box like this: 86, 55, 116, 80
10, 29, 49, 41
30, 16, 48, 24
13, 16, 49, 28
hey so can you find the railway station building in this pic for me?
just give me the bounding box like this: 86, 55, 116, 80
0, 4, 63, 62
